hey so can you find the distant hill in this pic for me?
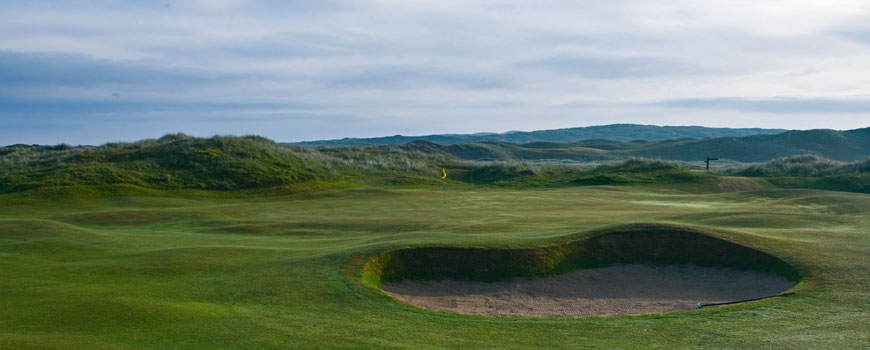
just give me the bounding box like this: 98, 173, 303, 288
628, 128, 870, 162
394, 140, 619, 162
291, 124, 787, 147
392, 127, 870, 163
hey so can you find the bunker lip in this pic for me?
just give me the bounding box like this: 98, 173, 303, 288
361, 223, 802, 317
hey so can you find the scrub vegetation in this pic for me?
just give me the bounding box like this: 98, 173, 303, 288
727, 155, 870, 177
724, 155, 870, 193
0, 134, 708, 192
4, 134, 867, 194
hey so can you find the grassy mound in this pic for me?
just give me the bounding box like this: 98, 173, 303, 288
6, 133, 864, 195
362, 223, 801, 288
0, 134, 333, 191
448, 159, 707, 188
730, 155, 870, 177
0, 134, 713, 193
0, 134, 453, 192
571, 159, 704, 185
727, 155, 870, 193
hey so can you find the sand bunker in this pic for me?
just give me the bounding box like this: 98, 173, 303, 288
383, 264, 794, 317
366, 224, 801, 317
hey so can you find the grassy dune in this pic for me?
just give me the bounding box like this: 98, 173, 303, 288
1, 184, 868, 349
4, 135, 868, 194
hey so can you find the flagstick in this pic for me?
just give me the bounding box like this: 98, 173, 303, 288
442, 179, 446, 204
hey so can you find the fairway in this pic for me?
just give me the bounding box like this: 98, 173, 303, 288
1, 184, 868, 349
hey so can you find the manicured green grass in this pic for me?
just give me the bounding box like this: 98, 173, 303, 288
1, 184, 868, 349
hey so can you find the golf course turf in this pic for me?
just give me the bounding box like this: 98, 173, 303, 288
1, 183, 868, 348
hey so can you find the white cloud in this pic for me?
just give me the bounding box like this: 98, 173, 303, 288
0, 0, 869, 144
184, 0, 250, 12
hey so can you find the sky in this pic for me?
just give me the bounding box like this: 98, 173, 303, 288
1, 0, 869, 145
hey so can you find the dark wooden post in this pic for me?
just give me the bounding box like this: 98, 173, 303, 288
705, 156, 718, 171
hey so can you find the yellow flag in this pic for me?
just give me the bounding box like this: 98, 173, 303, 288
441, 168, 447, 179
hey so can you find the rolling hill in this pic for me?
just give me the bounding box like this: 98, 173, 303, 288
628, 127, 870, 162
291, 124, 786, 147
391, 127, 870, 163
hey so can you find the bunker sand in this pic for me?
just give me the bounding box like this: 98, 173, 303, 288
383, 264, 794, 317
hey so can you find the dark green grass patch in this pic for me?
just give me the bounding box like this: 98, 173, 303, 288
666, 212, 847, 229
60, 210, 167, 226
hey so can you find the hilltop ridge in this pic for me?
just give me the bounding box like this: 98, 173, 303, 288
290, 124, 787, 147
3, 127, 869, 194
385, 127, 870, 162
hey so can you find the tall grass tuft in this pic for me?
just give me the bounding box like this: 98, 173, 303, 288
727, 155, 870, 177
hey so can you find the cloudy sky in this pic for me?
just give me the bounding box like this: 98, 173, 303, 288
1, 0, 869, 145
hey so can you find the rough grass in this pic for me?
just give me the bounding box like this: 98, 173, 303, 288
719, 155, 870, 193
0, 134, 717, 194
4, 135, 868, 195
727, 155, 870, 177
0, 134, 453, 192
